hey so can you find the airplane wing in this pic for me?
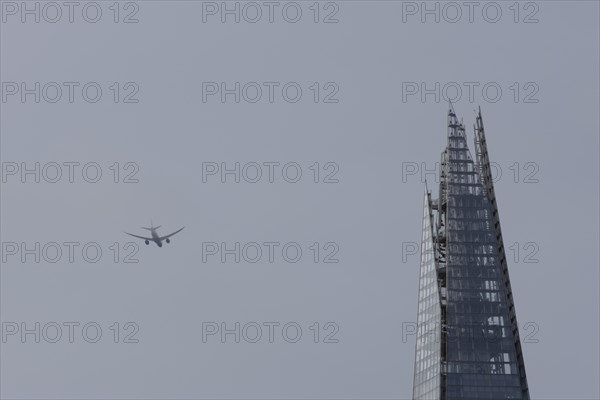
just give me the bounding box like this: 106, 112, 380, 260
158, 227, 185, 241
124, 232, 153, 241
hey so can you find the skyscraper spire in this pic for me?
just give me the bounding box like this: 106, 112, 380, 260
412, 107, 530, 400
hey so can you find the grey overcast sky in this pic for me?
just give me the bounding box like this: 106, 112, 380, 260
1, 1, 599, 399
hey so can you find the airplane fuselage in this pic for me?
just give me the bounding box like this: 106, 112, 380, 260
150, 229, 162, 247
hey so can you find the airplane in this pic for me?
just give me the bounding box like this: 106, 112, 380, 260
124, 221, 184, 247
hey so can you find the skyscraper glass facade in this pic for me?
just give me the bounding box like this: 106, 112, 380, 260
412, 107, 529, 400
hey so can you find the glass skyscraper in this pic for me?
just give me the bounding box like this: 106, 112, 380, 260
412, 107, 530, 399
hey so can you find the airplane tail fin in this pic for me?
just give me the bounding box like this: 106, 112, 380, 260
142, 219, 160, 231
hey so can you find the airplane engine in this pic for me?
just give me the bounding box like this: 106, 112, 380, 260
145, 240, 149, 245
166, 238, 170, 244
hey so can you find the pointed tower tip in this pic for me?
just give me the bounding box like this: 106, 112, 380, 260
448, 99, 455, 115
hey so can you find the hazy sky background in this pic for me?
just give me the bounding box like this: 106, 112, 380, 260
1, 1, 599, 399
